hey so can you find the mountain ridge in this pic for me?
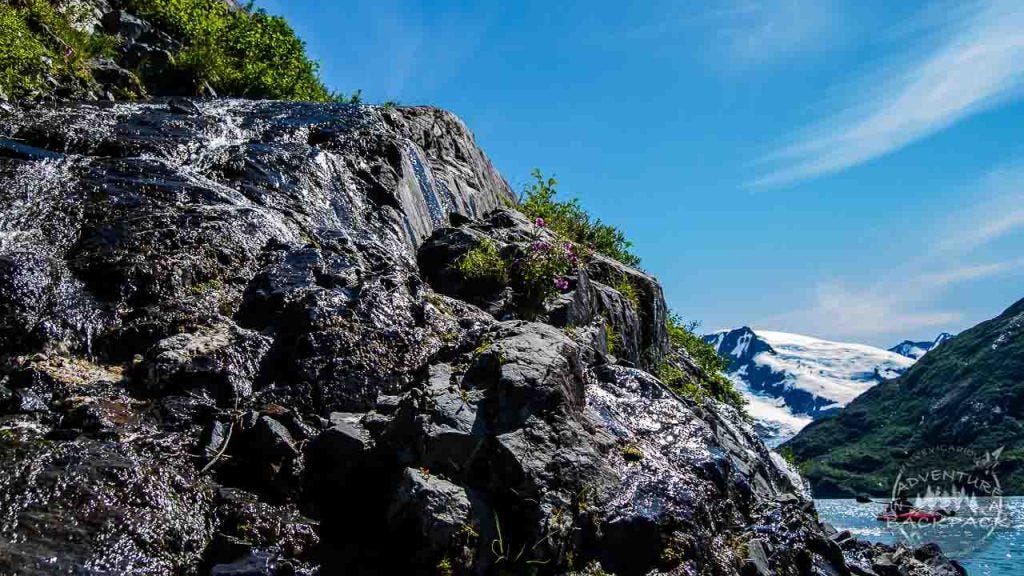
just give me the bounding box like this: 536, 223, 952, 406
784, 297, 1024, 497
888, 332, 954, 360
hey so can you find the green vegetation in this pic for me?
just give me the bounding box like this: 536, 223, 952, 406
436, 556, 453, 576
610, 272, 640, 310
472, 336, 493, 356
619, 443, 644, 462
122, 0, 330, 100
333, 89, 363, 104
777, 445, 798, 468
189, 277, 225, 295
655, 361, 707, 404
659, 314, 745, 411
520, 169, 640, 268
454, 232, 580, 319
604, 321, 619, 356
658, 533, 689, 568
456, 239, 509, 286
0, 0, 339, 102
513, 234, 576, 317
489, 512, 551, 568
0, 0, 118, 100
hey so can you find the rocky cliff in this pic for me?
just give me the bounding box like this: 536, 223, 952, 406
0, 98, 969, 576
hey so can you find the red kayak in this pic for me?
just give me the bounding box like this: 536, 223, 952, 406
876, 511, 944, 523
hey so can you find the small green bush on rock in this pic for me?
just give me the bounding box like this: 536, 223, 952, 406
0, 0, 119, 100
121, 0, 331, 100
604, 320, 620, 356
661, 314, 745, 411
611, 272, 640, 310
520, 169, 641, 268
452, 226, 582, 319
512, 232, 577, 317
456, 238, 508, 286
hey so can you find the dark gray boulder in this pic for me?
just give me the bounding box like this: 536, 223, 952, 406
0, 252, 109, 355
418, 208, 670, 369
741, 538, 771, 576
142, 321, 272, 404
387, 467, 485, 570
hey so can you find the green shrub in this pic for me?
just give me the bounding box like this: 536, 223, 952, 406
456, 239, 508, 286
0, 5, 48, 98
0, 0, 119, 99
777, 445, 798, 468
520, 169, 640, 268
661, 314, 745, 411
0, 0, 337, 102
455, 231, 582, 319
611, 273, 640, 310
513, 237, 575, 315
121, 0, 331, 100
604, 320, 619, 356
333, 89, 363, 104
655, 361, 707, 403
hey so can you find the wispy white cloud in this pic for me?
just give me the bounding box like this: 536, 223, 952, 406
714, 0, 842, 65
936, 163, 1024, 252
765, 259, 1023, 339
754, 0, 1024, 187
772, 281, 963, 338
619, 0, 843, 67
940, 210, 1024, 251
918, 260, 1024, 287
764, 158, 1024, 341
687, 0, 845, 66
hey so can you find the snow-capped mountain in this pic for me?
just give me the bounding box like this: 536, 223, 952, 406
703, 327, 915, 446
888, 332, 953, 360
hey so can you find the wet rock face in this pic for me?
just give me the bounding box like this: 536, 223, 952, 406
0, 436, 214, 575
0, 101, 961, 575
142, 321, 272, 404
0, 100, 511, 574
0, 252, 108, 355
585, 365, 802, 574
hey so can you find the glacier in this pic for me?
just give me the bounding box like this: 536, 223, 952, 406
704, 327, 916, 446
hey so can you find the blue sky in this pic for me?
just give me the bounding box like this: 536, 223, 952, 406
256, 0, 1024, 347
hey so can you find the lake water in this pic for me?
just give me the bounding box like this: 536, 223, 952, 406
816, 498, 1024, 576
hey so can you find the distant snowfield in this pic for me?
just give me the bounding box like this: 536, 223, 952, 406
733, 378, 813, 433
706, 327, 919, 445
753, 330, 913, 406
